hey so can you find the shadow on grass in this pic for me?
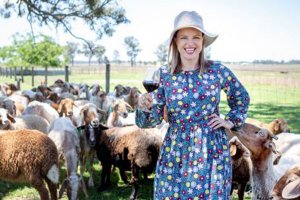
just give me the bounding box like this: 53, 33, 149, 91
248, 103, 300, 133
220, 101, 300, 133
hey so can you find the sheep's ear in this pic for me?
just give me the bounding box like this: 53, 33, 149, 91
59, 178, 69, 198
282, 178, 300, 199
7, 113, 15, 123
99, 124, 109, 130
230, 144, 237, 156
57, 100, 64, 116
265, 141, 278, 154
125, 102, 133, 112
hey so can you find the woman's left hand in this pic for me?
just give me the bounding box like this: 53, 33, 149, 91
208, 114, 234, 130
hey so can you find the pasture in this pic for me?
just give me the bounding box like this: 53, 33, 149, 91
0, 63, 299, 199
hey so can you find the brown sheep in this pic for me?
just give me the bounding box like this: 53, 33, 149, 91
271, 166, 300, 199
246, 118, 290, 134
81, 125, 163, 200
232, 123, 280, 199
0, 129, 59, 200
229, 136, 252, 200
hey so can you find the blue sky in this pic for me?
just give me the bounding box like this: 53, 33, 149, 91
1, 0, 300, 62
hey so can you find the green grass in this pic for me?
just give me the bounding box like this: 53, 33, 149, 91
0, 63, 299, 199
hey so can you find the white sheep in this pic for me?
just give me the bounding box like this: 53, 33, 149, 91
48, 117, 87, 200
22, 100, 59, 124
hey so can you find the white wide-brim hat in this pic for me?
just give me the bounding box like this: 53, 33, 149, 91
169, 11, 218, 47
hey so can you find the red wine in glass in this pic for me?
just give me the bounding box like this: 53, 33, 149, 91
143, 80, 159, 92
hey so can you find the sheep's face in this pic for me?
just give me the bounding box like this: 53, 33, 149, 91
82, 123, 108, 147
271, 118, 290, 134
270, 167, 300, 200
58, 99, 74, 117
0, 108, 15, 129
0, 99, 16, 117
114, 84, 125, 97
232, 123, 277, 156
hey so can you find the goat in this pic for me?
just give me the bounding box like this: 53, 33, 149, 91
57, 98, 76, 117
232, 123, 280, 199
0, 129, 59, 200
246, 118, 290, 134
48, 117, 87, 200
22, 100, 59, 124
73, 103, 106, 188
271, 166, 300, 199
123, 87, 140, 110
106, 99, 134, 127
229, 136, 252, 200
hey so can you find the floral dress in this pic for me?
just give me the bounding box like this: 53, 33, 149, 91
136, 62, 250, 200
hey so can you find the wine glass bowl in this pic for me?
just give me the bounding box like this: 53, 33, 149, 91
142, 67, 160, 93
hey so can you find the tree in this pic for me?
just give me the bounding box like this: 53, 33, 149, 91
66, 42, 79, 67
113, 50, 121, 64
94, 45, 106, 64
124, 36, 141, 67
80, 41, 96, 66
0, 0, 130, 45
0, 33, 65, 68
154, 44, 168, 65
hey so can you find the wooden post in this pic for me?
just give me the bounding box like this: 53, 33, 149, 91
65, 65, 69, 83
14, 67, 17, 81
31, 67, 35, 87
45, 66, 48, 86
20, 66, 24, 83
9, 68, 12, 78
16, 78, 21, 90
105, 57, 110, 94
5, 68, 8, 77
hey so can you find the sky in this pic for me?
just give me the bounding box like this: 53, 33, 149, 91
0, 0, 300, 62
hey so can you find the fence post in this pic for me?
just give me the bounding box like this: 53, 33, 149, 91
9, 68, 12, 78
65, 65, 69, 83
105, 57, 110, 94
16, 78, 21, 90
5, 68, 8, 77
14, 67, 17, 81
31, 67, 35, 87
45, 66, 48, 86
20, 66, 24, 83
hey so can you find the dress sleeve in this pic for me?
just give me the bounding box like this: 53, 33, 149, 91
135, 68, 166, 128
220, 65, 250, 128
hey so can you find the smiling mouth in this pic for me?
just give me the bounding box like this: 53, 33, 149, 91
185, 48, 196, 54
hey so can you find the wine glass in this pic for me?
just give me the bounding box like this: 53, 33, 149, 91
141, 67, 160, 112
142, 67, 160, 93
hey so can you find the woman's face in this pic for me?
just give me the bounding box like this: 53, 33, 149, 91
175, 28, 204, 62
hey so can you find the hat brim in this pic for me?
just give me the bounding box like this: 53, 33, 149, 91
168, 26, 218, 48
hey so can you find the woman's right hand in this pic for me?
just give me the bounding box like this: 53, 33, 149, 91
138, 93, 153, 111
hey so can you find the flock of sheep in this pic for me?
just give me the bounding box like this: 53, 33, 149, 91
0, 79, 299, 200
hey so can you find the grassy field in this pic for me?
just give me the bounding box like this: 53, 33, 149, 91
0, 63, 299, 199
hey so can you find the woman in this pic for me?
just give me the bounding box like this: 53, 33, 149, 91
136, 11, 250, 199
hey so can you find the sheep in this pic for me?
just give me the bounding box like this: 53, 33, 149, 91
123, 87, 140, 110
48, 117, 87, 200
229, 136, 252, 200
79, 124, 163, 200
106, 99, 134, 127
232, 123, 280, 199
22, 100, 59, 124
0, 108, 49, 133
246, 118, 290, 134
270, 166, 300, 199
72, 103, 106, 187
57, 98, 76, 117
0, 129, 59, 200
0, 98, 17, 116
273, 132, 300, 156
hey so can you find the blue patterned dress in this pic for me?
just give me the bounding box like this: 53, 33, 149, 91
136, 62, 250, 200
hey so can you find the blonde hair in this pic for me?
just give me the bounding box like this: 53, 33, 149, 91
168, 32, 210, 74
